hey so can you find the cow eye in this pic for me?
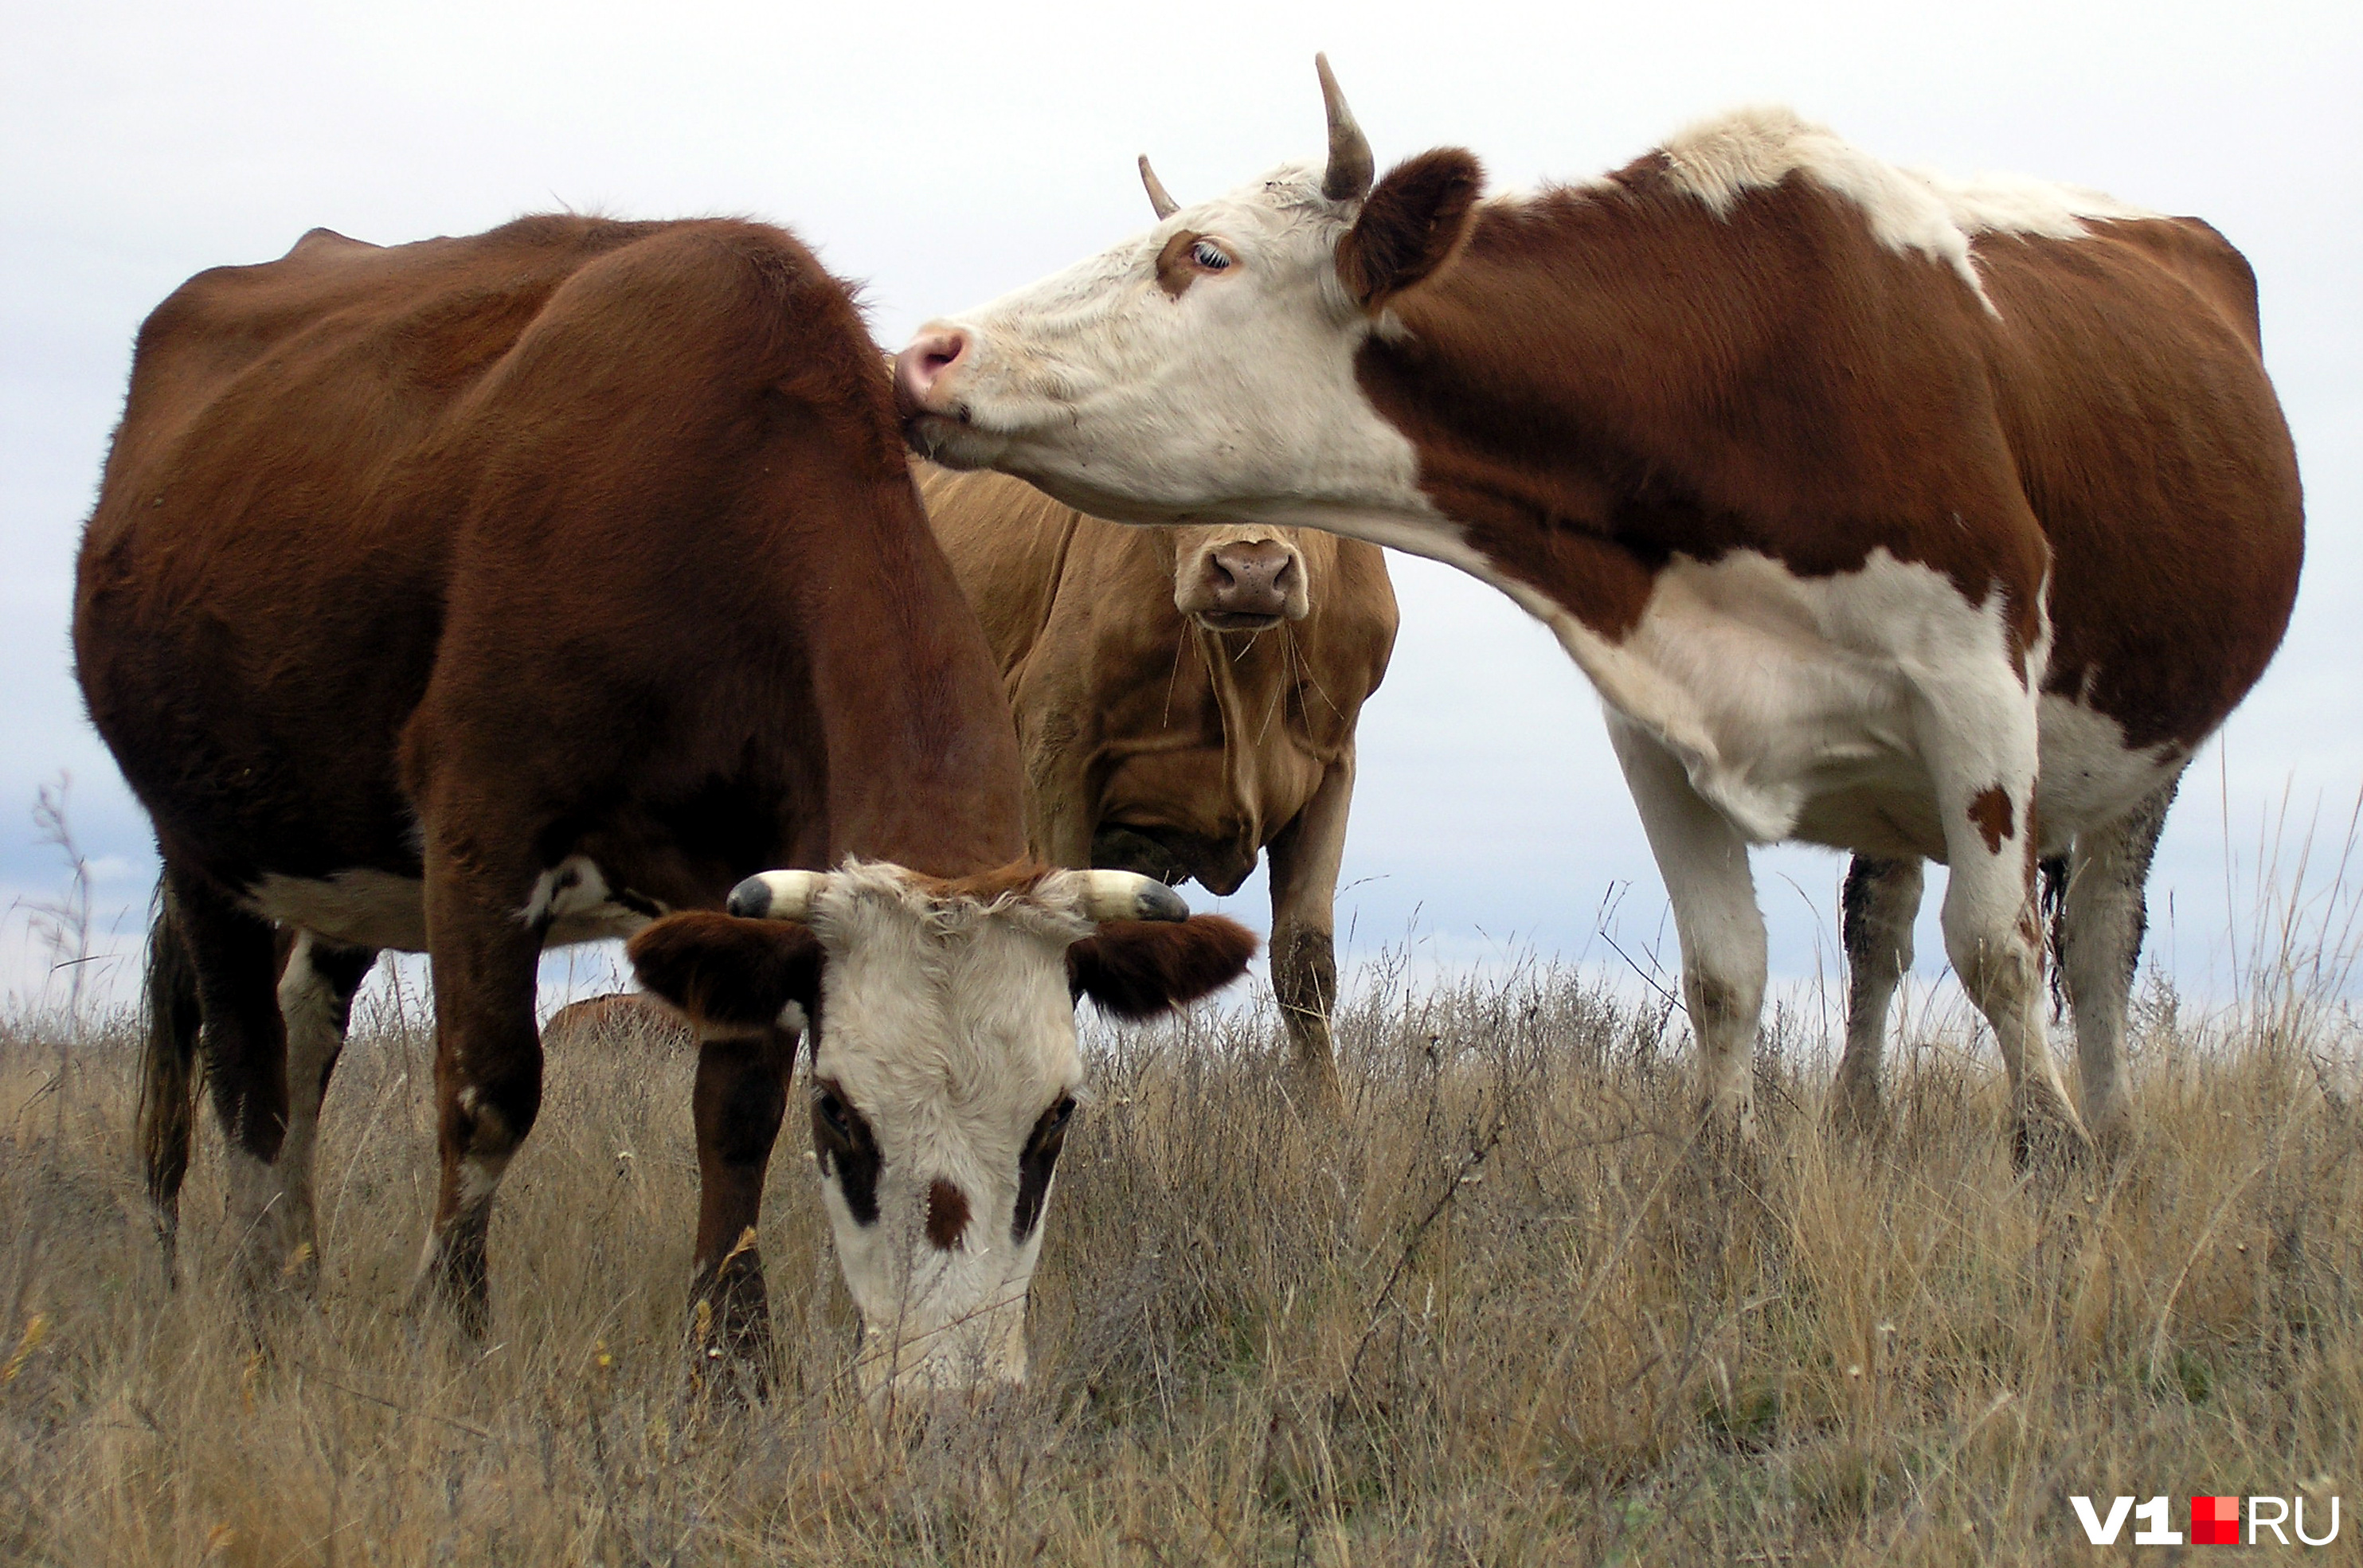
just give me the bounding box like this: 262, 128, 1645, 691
1190, 239, 1232, 272
816, 1088, 852, 1137
1011, 1094, 1077, 1244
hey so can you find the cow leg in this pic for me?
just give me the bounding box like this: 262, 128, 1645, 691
2060, 773, 2179, 1155
1266, 749, 1357, 1105
273, 930, 379, 1292
1831, 855, 1924, 1136
1609, 717, 1767, 1140
410, 834, 546, 1339
688, 1024, 796, 1397
1919, 700, 2091, 1167
161, 862, 295, 1296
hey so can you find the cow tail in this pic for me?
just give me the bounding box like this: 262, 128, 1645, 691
2040, 853, 2072, 1023
137, 881, 204, 1276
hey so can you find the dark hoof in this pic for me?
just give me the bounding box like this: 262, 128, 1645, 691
2010, 1100, 2095, 1175
1829, 1080, 1888, 1144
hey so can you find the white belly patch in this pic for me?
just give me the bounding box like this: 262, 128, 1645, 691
1338, 518, 2174, 857
249, 855, 659, 953
251, 868, 430, 951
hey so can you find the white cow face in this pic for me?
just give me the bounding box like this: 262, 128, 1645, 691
896, 57, 1483, 534
628, 859, 1254, 1398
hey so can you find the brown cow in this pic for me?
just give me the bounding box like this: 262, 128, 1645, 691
539, 991, 695, 1054
78, 213, 1250, 1391
895, 61, 2304, 1163
918, 463, 1397, 1094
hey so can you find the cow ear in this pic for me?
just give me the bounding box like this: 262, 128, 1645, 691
627, 911, 823, 1030
1067, 915, 1258, 1020
1336, 148, 1484, 311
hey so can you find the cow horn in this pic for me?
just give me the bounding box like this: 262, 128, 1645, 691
1315, 53, 1373, 203
1065, 870, 1190, 925
1138, 154, 1180, 220
727, 870, 829, 923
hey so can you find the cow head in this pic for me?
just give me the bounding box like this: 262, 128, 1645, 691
625, 859, 1254, 1398
896, 56, 1483, 534
1172, 524, 1310, 631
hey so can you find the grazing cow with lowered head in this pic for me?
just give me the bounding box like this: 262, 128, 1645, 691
919, 463, 1397, 1097
894, 58, 2303, 1163
77, 213, 1251, 1393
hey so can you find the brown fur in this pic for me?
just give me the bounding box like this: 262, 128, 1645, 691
1967, 787, 2016, 856
1068, 915, 1259, 1020
539, 992, 696, 1054
627, 913, 824, 1031
1155, 231, 1210, 299
1336, 148, 1485, 310
925, 1179, 971, 1251
1354, 152, 2302, 753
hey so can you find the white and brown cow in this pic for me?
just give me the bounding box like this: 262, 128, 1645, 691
919, 463, 1397, 1095
894, 59, 2303, 1162
79, 213, 1251, 1394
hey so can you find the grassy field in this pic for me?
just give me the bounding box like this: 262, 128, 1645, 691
1, 956, 2357, 1565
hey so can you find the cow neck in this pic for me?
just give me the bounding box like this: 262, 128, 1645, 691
1356, 161, 2047, 658
1190, 623, 1268, 864
790, 471, 1029, 877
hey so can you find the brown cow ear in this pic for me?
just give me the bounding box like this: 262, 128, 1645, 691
627, 911, 823, 1030
1336, 148, 1484, 311
1067, 915, 1258, 1020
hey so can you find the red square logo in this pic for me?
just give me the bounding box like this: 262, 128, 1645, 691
2192, 1496, 2240, 1545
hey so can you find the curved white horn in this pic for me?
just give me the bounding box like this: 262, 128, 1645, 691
1138, 154, 1180, 220
726, 870, 829, 922
1315, 53, 1374, 203
1067, 870, 1190, 924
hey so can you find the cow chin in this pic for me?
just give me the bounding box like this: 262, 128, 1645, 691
1191, 610, 1288, 633
842, 1246, 1039, 1401
902, 411, 1006, 472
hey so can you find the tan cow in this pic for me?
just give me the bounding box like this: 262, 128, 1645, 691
918, 463, 1397, 1095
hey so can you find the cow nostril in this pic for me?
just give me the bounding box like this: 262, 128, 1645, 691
925, 1179, 969, 1251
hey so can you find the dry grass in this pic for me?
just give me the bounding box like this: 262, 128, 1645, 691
2, 961, 2359, 1566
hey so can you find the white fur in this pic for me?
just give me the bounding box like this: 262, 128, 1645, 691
252, 868, 430, 950
273, 931, 358, 1267
254, 857, 659, 954
521, 854, 659, 943
910, 163, 1442, 541
1658, 105, 2158, 311
792, 862, 1100, 1391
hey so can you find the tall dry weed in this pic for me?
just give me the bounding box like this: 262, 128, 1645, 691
1, 951, 2359, 1565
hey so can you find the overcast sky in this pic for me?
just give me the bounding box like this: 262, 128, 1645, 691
4, 0, 2357, 1021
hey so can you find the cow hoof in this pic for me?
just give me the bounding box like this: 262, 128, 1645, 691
2083, 1102, 2138, 1163
2010, 1097, 2095, 1174
1828, 1077, 1887, 1144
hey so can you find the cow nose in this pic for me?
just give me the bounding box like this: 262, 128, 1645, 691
1206, 541, 1298, 617
894, 329, 968, 417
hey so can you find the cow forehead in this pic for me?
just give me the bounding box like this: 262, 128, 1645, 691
966, 162, 1347, 322
804, 869, 1084, 1134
